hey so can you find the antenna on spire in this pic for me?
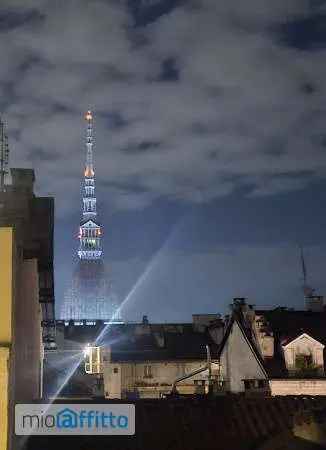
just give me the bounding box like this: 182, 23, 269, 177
299, 245, 314, 298
0, 116, 9, 192
300, 245, 307, 286
84, 110, 94, 178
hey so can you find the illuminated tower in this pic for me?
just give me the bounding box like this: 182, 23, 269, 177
78, 110, 102, 260
61, 111, 119, 320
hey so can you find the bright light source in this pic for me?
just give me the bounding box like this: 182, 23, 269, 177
84, 167, 94, 178
83, 343, 91, 357
83, 345, 102, 374
85, 110, 93, 121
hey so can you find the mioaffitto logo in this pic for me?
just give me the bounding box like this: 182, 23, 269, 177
15, 404, 135, 435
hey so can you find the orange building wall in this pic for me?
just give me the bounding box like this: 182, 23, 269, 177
0, 227, 13, 344
0, 227, 13, 450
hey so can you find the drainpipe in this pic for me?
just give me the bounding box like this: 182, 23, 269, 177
171, 365, 208, 393
171, 345, 212, 394
206, 344, 212, 393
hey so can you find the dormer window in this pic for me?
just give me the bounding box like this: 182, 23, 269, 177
282, 333, 324, 376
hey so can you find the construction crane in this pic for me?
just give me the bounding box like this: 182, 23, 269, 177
0, 117, 9, 192
300, 245, 314, 298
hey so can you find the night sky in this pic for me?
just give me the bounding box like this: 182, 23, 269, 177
1, 0, 326, 322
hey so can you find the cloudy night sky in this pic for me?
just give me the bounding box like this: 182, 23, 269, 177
1, 0, 326, 321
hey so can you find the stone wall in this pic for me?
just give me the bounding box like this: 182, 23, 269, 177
270, 379, 326, 396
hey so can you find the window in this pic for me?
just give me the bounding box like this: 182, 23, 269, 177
144, 365, 152, 378
294, 353, 320, 376
244, 380, 251, 390
295, 354, 313, 369
244, 379, 266, 390
84, 346, 101, 374
113, 367, 119, 374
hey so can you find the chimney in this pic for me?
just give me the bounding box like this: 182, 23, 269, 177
231, 297, 246, 310
135, 316, 150, 335
192, 314, 222, 332
305, 295, 324, 312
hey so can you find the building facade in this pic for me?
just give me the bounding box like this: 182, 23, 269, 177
101, 315, 222, 399
0, 168, 55, 450
77, 299, 326, 399
216, 298, 326, 396
48, 295, 326, 401
44, 314, 223, 399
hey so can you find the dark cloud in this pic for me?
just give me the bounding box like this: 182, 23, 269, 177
120, 140, 162, 153
301, 81, 317, 95
128, 0, 183, 27
29, 147, 61, 162
103, 111, 129, 130
0, 7, 44, 31
0, 0, 325, 215
278, 13, 326, 50
158, 57, 180, 81
1, 0, 326, 317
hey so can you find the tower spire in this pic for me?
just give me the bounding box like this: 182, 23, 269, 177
61, 109, 120, 320
77, 110, 102, 260
85, 110, 94, 179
